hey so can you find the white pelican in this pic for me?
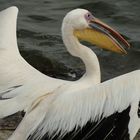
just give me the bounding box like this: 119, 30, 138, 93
0, 6, 136, 140
0, 6, 129, 119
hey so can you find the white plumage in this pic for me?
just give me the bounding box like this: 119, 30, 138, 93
0, 6, 137, 140
0, 7, 102, 117
0, 6, 68, 116
9, 70, 140, 140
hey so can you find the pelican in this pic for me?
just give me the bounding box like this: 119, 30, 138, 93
0, 6, 135, 140
0, 6, 129, 120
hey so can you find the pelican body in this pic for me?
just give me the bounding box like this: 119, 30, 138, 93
0, 7, 128, 116
0, 7, 136, 140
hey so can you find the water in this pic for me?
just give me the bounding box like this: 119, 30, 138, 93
0, 1, 140, 139
0, 0, 140, 81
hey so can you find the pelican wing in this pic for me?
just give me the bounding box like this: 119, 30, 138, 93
10, 70, 140, 140
0, 7, 46, 97
0, 7, 66, 117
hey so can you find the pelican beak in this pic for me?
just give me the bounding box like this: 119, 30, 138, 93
74, 18, 130, 54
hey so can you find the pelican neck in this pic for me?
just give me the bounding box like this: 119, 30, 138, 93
62, 24, 101, 83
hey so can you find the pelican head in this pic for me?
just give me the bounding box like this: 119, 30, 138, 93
62, 9, 130, 54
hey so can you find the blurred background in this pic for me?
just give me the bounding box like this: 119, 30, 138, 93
0, 0, 140, 139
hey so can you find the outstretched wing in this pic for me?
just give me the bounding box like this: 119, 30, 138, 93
0, 6, 49, 97
11, 70, 140, 140
0, 7, 66, 118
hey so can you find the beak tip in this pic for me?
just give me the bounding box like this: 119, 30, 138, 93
122, 50, 127, 55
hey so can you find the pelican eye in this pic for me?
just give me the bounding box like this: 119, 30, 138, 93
85, 12, 94, 21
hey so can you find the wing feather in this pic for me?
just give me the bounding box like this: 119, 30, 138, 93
0, 6, 66, 118
8, 70, 140, 140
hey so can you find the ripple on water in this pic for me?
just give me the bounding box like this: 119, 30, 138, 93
28, 15, 54, 22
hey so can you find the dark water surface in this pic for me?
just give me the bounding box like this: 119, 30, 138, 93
0, 0, 140, 81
